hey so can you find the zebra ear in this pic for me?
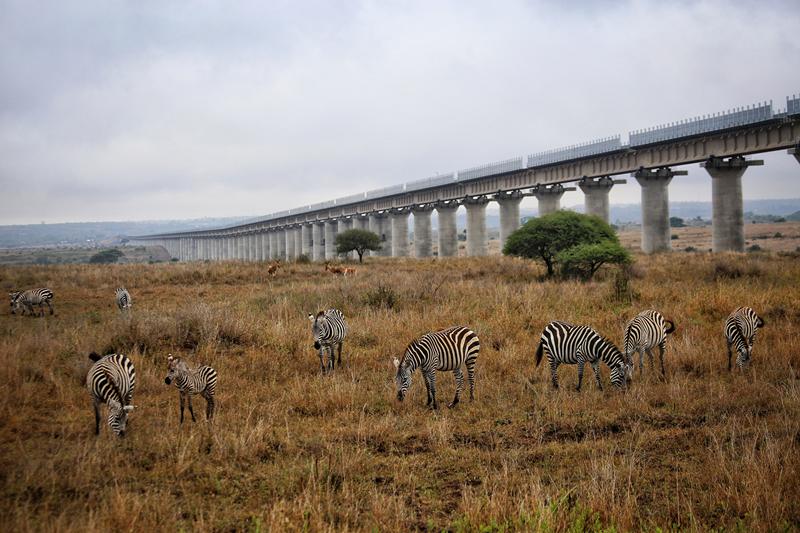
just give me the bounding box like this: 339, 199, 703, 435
393, 357, 400, 369
123, 405, 135, 412
308, 314, 315, 322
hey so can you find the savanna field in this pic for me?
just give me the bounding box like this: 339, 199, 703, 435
1, 252, 799, 531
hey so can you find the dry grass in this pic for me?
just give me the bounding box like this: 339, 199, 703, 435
0, 254, 799, 531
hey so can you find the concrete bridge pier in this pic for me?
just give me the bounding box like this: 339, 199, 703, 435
285, 227, 295, 260
634, 167, 686, 253
324, 221, 337, 260
301, 224, 313, 258
579, 176, 625, 223
275, 229, 285, 260
464, 196, 489, 257
260, 232, 269, 261
701, 156, 764, 252
312, 223, 324, 261
790, 143, 800, 164
353, 215, 369, 231
412, 204, 434, 258
247, 233, 255, 261
494, 190, 523, 251
390, 209, 410, 257
293, 226, 302, 260
435, 200, 460, 257
266, 232, 275, 260
533, 184, 573, 216
369, 212, 389, 257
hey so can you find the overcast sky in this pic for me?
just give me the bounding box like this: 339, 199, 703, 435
1, 0, 799, 225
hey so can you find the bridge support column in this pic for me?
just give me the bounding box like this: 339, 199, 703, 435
369, 213, 390, 257
579, 176, 624, 223
324, 221, 337, 260
252, 233, 261, 261
634, 167, 685, 253
533, 184, 567, 216
293, 227, 302, 260
285, 228, 295, 261
495, 190, 523, 251
790, 144, 800, 165
412, 204, 434, 258
390, 209, 410, 257
274, 229, 285, 260
702, 156, 764, 252
435, 201, 460, 257
312, 223, 324, 261
246, 234, 254, 261
353, 215, 368, 231
301, 224, 313, 258
464, 196, 489, 256
259, 232, 268, 261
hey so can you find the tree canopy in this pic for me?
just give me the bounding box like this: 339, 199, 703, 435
558, 241, 631, 280
503, 211, 619, 276
335, 229, 382, 263
89, 248, 124, 264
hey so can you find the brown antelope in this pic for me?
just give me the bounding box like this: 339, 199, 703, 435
325, 262, 344, 275
342, 267, 357, 277
266, 262, 281, 276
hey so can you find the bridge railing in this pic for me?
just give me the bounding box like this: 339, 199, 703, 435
405, 172, 457, 193
527, 136, 622, 168
456, 157, 524, 181
788, 94, 800, 116
629, 101, 773, 146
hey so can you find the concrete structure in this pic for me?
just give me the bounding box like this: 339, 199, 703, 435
790, 143, 800, 164
285, 228, 295, 260
578, 176, 625, 223
435, 201, 460, 257
301, 224, 313, 258
701, 156, 764, 252
390, 209, 410, 257
464, 196, 489, 257
494, 190, 523, 251
634, 167, 687, 253
324, 221, 337, 260
293, 226, 302, 260
369, 212, 390, 257
412, 204, 434, 258
312, 223, 324, 261
132, 97, 800, 259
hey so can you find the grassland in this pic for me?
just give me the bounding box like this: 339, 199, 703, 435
0, 252, 798, 531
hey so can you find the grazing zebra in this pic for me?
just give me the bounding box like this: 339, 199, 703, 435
623, 309, 676, 377
86, 352, 136, 436
308, 308, 348, 373
10, 288, 54, 316
164, 355, 217, 423
393, 326, 480, 409
536, 321, 630, 391
725, 306, 765, 371
115, 288, 132, 311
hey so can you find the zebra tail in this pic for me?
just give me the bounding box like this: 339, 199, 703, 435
664, 319, 676, 334
535, 340, 544, 367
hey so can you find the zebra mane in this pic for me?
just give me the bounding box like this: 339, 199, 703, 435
89, 352, 103, 362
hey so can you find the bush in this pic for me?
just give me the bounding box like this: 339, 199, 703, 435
747, 244, 763, 253
671, 234, 679, 240
503, 211, 622, 277
295, 254, 311, 264
89, 248, 124, 264
558, 241, 631, 280
363, 284, 398, 310
684, 246, 697, 252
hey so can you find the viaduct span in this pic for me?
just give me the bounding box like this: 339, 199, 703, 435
132, 94, 800, 260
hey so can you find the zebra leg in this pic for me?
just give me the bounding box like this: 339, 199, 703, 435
466, 360, 476, 401
318, 347, 326, 374
328, 347, 335, 372
428, 371, 438, 410
658, 343, 666, 377
639, 349, 645, 375
726, 342, 733, 371
203, 392, 215, 421
449, 368, 463, 408
576, 359, 585, 392
337, 342, 342, 366
423, 372, 433, 407
591, 361, 603, 391
179, 392, 186, 424
550, 361, 560, 389
187, 395, 197, 423
93, 400, 101, 435
46, 299, 54, 315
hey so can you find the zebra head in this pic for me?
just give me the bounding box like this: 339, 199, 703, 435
308, 312, 325, 349
107, 399, 135, 436
393, 357, 412, 402
9, 291, 21, 315
164, 355, 187, 385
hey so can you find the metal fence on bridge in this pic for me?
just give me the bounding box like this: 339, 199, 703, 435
527, 136, 622, 168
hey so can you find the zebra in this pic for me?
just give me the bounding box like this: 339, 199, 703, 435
725, 306, 765, 371
164, 355, 217, 423
10, 288, 54, 316
115, 288, 132, 312
86, 352, 136, 436
535, 321, 630, 391
623, 309, 676, 377
308, 308, 347, 373
393, 325, 480, 409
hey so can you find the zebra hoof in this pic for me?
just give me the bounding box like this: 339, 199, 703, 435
447, 401, 459, 409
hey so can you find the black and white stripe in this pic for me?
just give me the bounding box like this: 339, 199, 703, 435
10, 288, 54, 316
725, 306, 764, 371
393, 326, 480, 409
623, 309, 676, 377
115, 288, 132, 311
536, 321, 630, 390
164, 355, 217, 423
308, 308, 348, 373
86, 352, 136, 436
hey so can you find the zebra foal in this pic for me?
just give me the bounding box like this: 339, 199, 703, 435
393, 326, 480, 409
115, 288, 132, 312
725, 306, 764, 371
623, 309, 675, 377
86, 352, 136, 436
536, 321, 630, 391
10, 288, 55, 316
308, 308, 347, 373
164, 355, 218, 423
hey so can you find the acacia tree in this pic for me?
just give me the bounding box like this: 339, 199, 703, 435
335, 229, 382, 263
503, 211, 617, 276
557, 241, 631, 280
